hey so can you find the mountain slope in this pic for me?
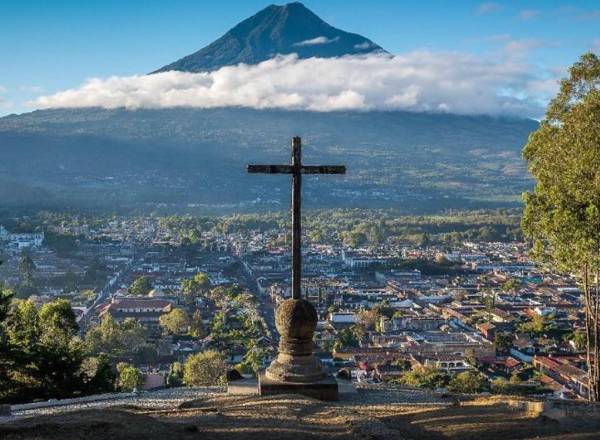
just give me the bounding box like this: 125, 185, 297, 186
153, 2, 385, 73
0, 108, 537, 214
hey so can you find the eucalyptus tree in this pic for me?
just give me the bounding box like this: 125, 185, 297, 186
522, 53, 600, 401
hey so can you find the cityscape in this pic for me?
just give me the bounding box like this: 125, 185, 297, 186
1, 0, 600, 438
0, 210, 588, 398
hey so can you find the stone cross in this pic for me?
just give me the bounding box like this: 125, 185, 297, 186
247, 136, 345, 299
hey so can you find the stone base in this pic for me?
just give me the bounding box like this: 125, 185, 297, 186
258, 373, 339, 401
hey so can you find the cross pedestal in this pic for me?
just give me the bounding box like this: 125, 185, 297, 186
258, 298, 338, 400
247, 137, 345, 401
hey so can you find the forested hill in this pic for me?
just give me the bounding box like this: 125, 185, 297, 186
0, 107, 537, 214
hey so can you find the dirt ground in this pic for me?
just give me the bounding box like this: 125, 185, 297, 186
2, 393, 600, 440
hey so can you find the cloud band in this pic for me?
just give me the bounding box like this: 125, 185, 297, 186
32, 52, 555, 117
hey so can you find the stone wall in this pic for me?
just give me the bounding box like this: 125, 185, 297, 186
506, 398, 600, 421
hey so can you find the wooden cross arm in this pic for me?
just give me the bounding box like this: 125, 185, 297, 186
301, 165, 346, 175
247, 165, 293, 174
247, 165, 346, 174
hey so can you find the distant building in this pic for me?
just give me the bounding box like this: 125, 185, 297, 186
96, 297, 174, 332
0, 225, 44, 249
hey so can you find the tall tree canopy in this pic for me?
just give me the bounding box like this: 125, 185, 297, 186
522, 52, 600, 401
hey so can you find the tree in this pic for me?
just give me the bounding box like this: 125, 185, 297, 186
117, 362, 144, 391
518, 314, 554, 335
400, 366, 450, 390
159, 308, 190, 335
4, 299, 86, 401
448, 371, 488, 394
522, 52, 600, 401
239, 341, 268, 375
183, 350, 227, 386
18, 253, 35, 287
502, 277, 521, 294
85, 315, 148, 357
494, 332, 513, 354
189, 310, 205, 338
333, 327, 359, 351
570, 330, 587, 351
181, 272, 211, 300
39, 299, 79, 335
80, 354, 116, 394
0, 285, 15, 399
128, 276, 152, 296
166, 362, 184, 387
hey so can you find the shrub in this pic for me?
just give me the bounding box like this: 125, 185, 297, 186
448, 371, 489, 394
117, 363, 144, 391
183, 350, 227, 386
399, 366, 450, 390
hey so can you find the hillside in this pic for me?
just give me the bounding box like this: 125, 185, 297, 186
0, 108, 537, 214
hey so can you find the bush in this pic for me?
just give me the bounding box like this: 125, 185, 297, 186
447, 371, 489, 394
166, 362, 183, 388
399, 366, 450, 390
117, 363, 144, 391
183, 350, 227, 386
490, 378, 548, 396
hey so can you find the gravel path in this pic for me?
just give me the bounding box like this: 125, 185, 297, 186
9, 387, 225, 418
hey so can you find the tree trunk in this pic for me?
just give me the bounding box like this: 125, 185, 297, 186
583, 263, 600, 401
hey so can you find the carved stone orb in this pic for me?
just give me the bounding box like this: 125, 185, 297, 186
275, 298, 318, 341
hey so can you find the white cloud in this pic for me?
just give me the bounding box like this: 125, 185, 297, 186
518, 9, 540, 20
31, 52, 557, 118
294, 36, 339, 47
477, 2, 503, 15
354, 42, 373, 50
502, 38, 546, 58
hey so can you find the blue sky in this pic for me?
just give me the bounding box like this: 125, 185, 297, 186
1, 0, 599, 116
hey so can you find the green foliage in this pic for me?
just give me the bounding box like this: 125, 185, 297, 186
333, 327, 359, 351
128, 276, 152, 296
399, 366, 450, 390
490, 377, 548, 396
502, 277, 521, 293
522, 53, 600, 401
396, 258, 468, 276
0, 298, 107, 403
494, 332, 513, 354
85, 314, 149, 358
189, 310, 205, 338
44, 231, 78, 257
522, 52, 600, 273
117, 362, 144, 391
518, 314, 555, 335
183, 350, 227, 386
166, 362, 184, 388
39, 299, 79, 335
80, 354, 116, 394
18, 253, 35, 288
239, 341, 268, 376
569, 330, 587, 351
159, 308, 190, 335
447, 371, 489, 394
181, 272, 211, 300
